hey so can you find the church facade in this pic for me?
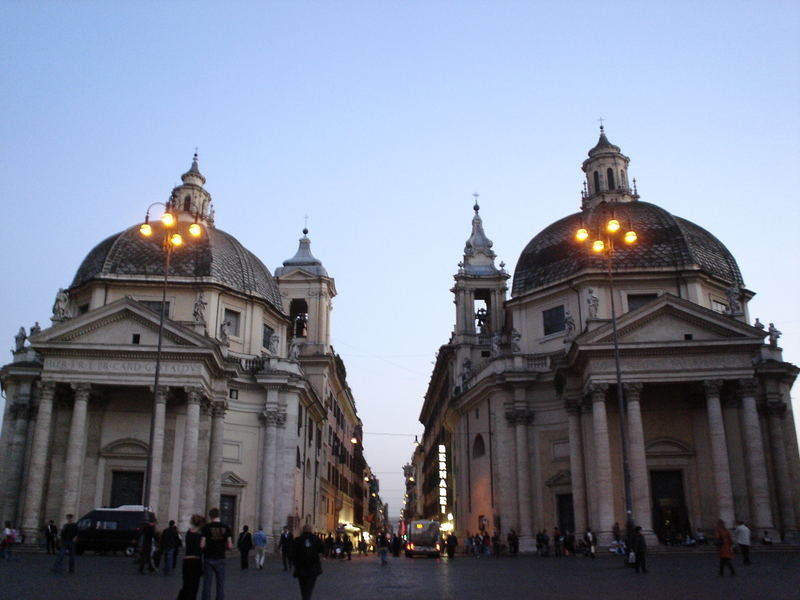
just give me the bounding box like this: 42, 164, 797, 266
0, 157, 373, 545
416, 131, 799, 549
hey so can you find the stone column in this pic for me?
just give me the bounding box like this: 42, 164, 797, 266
624, 383, 653, 534
511, 386, 532, 537
178, 388, 202, 530
61, 382, 90, 519
590, 384, 614, 542
738, 379, 775, 532
566, 400, 587, 536
260, 406, 279, 535
205, 401, 225, 512
5, 388, 33, 525
704, 380, 735, 526
21, 381, 56, 541
766, 403, 796, 532
147, 386, 167, 514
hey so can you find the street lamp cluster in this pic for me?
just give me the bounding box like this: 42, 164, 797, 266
139, 202, 203, 509
576, 204, 639, 536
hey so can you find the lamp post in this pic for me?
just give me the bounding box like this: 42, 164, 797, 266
139, 202, 202, 509
576, 208, 638, 536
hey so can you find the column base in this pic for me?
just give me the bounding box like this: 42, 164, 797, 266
516, 535, 535, 553
22, 527, 41, 547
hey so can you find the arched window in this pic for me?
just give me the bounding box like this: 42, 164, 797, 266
472, 434, 486, 458
606, 168, 615, 190
620, 169, 626, 188
296, 447, 301, 468
183, 195, 192, 212
306, 458, 312, 478
593, 171, 600, 193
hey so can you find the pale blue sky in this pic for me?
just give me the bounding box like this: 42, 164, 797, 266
2, 1, 798, 521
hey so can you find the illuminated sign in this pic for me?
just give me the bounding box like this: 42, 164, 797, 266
438, 444, 447, 510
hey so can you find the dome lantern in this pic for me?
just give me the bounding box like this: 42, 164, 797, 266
581, 126, 637, 210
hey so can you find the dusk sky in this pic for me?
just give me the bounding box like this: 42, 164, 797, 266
2, 1, 798, 521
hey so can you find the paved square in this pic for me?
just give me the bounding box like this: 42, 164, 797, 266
3, 550, 799, 600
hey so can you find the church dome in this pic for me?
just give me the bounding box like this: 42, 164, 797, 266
71, 222, 284, 311
512, 200, 744, 297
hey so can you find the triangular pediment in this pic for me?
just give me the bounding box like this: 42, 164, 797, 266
545, 469, 572, 487
31, 297, 216, 351
578, 294, 763, 347
221, 471, 248, 488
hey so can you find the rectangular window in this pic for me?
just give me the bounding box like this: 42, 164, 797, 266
224, 309, 241, 337
131, 334, 140, 344
712, 300, 728, 314
628, 293, 658, 312
262, 324, 274, 349
542, 305, 566, 336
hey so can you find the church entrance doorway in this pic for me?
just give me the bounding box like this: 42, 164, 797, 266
220, 494, 237, 531
650, 470, 690, 544
110, 471, 144, 507
557, 493, 574, 534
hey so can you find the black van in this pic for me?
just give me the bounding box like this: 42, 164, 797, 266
75, 506, 155, 556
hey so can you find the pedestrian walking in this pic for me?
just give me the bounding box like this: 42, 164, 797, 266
553, 527, 562, 557
292, 524, 324, 600
138, 515, 157, 574
507, 529, 519, 556
51, 514, 78, 574
446, 533, 458, 559
279, 526, 294, 571
176, 514, 205, 600
200, 508, 233, 600
237, 525, 253, 569
632, 526, 647, 573
734, 521, 751, 565
253, 526, 267, 569
377, 532, 389, 565
161, 520, 182, 576
45, 520, 59, 555
715, 519, 735, 577
1, 521, 17, 560
583, 528, 596, 558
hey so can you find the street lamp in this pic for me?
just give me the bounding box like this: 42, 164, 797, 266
140, 202, 202, 509
576, 204, 637, 536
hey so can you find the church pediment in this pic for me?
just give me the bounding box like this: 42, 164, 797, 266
33, 297, 214, 350
545, 469, 572, 487
221, 471, 248, 488
579, 294, 762, 347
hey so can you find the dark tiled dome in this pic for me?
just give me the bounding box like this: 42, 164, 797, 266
512, 201, 743, 297
71, 222, 284, 311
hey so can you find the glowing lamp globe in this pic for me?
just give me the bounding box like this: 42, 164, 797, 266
139, 223, 152, 236
592, 240, 605, 253
576, 228, 589, 242
161, 212, 175, 227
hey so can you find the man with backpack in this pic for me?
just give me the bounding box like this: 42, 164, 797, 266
292, 524, 323, 600
237, 525, 253, 569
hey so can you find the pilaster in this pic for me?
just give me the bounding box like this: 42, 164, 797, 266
704, 380, 735, 527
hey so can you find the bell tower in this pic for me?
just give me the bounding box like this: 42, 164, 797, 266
451, 198, 509, 384
168, 153, 215, 227
275, 228, 336, 356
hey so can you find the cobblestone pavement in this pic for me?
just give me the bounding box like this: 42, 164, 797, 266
2, 550, 799, 600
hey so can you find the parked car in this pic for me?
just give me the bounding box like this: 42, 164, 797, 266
75, 505, 155, 556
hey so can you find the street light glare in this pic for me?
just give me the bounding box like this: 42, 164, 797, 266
624, 230, 638, 244
170, 233, 183, 246
189, 222, 202, 237
575, 228, 589, 242
161, 212, 175, 226
592, 240, 605, 253
139, 223, 152, 236
607, 219, 620, 233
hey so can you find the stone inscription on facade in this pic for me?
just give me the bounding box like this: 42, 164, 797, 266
45, 358, 201, 375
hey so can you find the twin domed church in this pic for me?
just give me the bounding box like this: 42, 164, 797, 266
2, 130, 798, 551
1, 156, 375, 544
413, 129, 799, 548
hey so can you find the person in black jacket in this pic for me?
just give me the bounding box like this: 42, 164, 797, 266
161, 520, 182, 576
632, 526, 647, 574
237, 525, 253, 570
279, 527, 294, 571
292, 524, 323, 600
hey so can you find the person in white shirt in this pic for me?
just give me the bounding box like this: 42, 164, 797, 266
734, 521, 752, 565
